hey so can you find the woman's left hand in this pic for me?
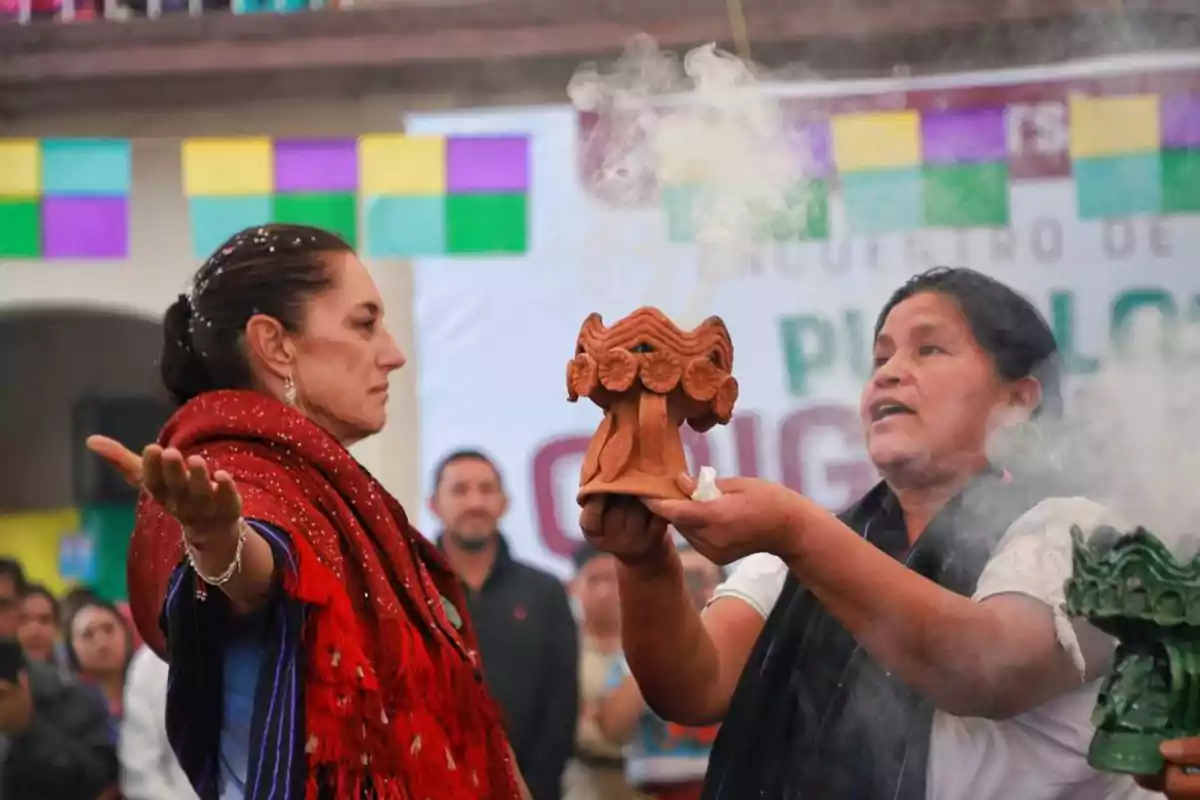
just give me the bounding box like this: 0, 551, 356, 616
1136, 738, 1200, 798
644, 474, 820, 565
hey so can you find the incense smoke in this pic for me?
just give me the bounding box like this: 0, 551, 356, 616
569, 37, 1200, 561
568, 37, 804, 323
1041, 309, 1200, 560
563, 28, 1200, 778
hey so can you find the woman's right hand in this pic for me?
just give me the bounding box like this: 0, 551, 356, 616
580, 495, 670, 568
85, 436, 243, 538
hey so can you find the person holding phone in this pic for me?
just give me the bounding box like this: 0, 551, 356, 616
0, 561, 118, 799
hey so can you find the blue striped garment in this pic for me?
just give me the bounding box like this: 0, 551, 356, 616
162, 520, 308, 800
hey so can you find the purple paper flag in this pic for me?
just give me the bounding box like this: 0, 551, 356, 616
43, 196, 128, 259
922, 108, 1008, 164
446, 135, 529, 193
789, 122, 833, 177
1161, 94, 1200, 149
778, 104, 833, 177
274, 138, 359, 192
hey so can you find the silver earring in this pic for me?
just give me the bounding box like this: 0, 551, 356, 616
283, 375, 297, 406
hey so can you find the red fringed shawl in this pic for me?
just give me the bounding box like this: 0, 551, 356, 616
127, 390, 520, 800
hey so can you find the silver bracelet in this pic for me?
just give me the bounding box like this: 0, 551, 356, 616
185, 518, 249, 587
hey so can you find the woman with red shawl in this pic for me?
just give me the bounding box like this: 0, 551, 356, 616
87, 224, 526, 800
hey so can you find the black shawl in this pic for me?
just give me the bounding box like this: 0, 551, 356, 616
701, 470, 1049, 800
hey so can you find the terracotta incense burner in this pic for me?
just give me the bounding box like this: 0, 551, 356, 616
567, 307, 738, 502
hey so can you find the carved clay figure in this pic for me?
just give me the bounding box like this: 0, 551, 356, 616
567, 307, 738, 502
1064, 525, 1200, 776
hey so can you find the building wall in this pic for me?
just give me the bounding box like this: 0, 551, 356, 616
0, 91, 541, 590
0, 93, 491, 514
0, 312, 161, 511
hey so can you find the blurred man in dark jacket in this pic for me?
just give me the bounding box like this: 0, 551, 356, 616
0, 559, 118, 800
432, 451, 579, 800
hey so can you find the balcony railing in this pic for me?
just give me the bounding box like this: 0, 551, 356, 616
2, 0, 339, 24
2, 0, 1193, 94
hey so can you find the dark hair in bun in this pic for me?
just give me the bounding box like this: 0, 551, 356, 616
159, 223, 351, 406
160, 293, 215, 406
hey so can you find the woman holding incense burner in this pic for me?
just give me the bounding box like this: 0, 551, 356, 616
87, 224, 526, 800
582, 267, 1151, 799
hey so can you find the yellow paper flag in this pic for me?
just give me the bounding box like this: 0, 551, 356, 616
359, 134, 446, 195
1069, 95, 1161, 159
0, 139, 41, 197
182, 138, 273, 196
832, 111, 922, 172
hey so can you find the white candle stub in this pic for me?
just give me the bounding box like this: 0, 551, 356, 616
691, 466, 723, 502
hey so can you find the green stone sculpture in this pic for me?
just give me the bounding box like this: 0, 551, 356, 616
1064, 524, 1200, 776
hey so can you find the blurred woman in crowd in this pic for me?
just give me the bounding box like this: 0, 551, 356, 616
596, 543, 723, 800
65, 596, 134, 736
564, 542, 634, 800
585, 267, 1151, 799
61, 585, 99, 630
88, 224, 525, 800
17, 583, 66, 672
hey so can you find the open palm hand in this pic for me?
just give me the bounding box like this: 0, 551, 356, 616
86, 435, 242, 534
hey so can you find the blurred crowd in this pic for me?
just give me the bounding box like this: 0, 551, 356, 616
0, 551, 198, 800
0, 448, 723, 800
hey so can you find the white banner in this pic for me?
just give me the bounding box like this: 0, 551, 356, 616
409, 52, 1200, 575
